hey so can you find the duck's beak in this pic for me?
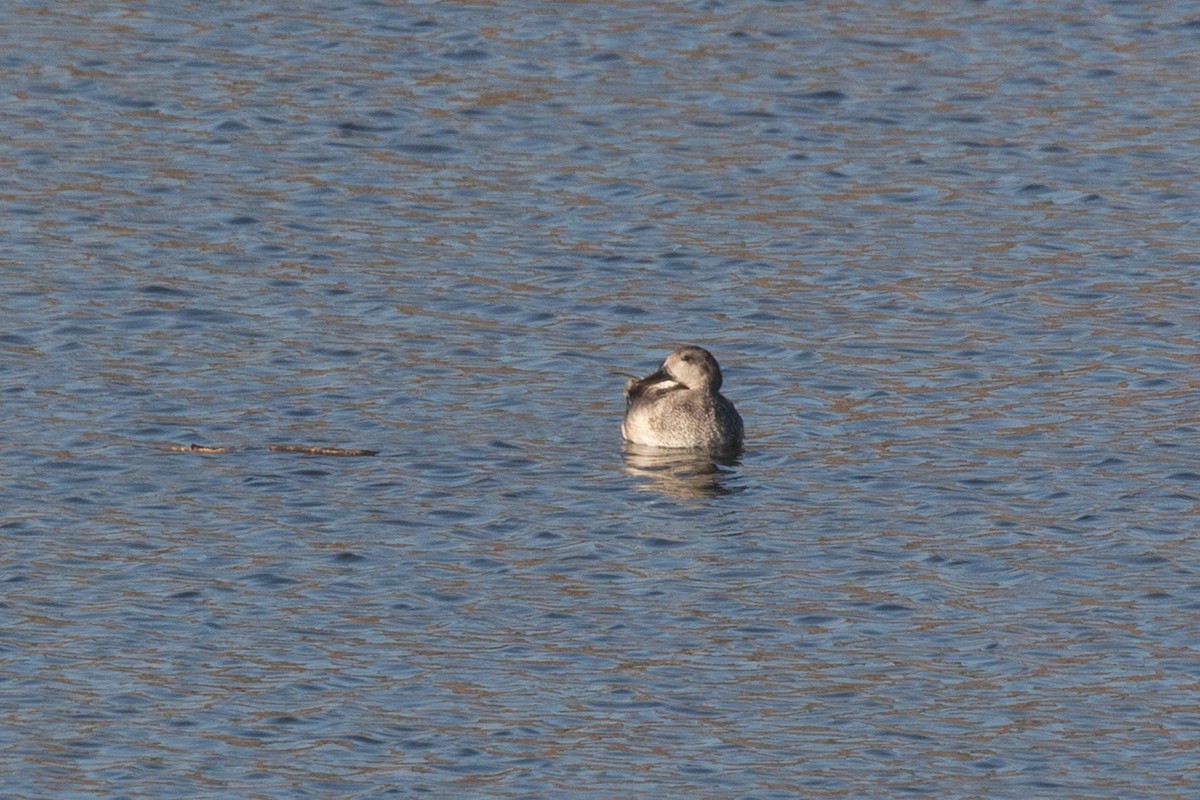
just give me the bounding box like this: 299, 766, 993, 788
626, 366, 679, 400
631, 365, 671, 389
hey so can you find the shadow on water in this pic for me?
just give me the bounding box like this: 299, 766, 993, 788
621, 441, 745, 499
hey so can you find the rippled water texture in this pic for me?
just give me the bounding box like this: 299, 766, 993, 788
3, 1, 1200, 797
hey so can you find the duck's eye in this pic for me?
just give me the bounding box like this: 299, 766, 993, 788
681, 354, 692, 362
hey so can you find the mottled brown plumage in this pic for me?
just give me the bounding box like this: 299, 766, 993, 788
622, 346, 743, 449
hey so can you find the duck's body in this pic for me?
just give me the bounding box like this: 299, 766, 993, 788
621, 346, 743, 449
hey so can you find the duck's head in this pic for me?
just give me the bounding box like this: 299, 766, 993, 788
631, 345, 723, 394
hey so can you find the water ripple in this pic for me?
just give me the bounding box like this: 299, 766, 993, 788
3, 1, 1200, 798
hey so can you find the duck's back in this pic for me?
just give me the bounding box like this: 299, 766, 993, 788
623, 386, 743, 449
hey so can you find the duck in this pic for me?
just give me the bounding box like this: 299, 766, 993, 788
621, 345, 743, 449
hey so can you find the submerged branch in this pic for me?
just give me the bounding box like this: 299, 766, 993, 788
167, 443, 378, 457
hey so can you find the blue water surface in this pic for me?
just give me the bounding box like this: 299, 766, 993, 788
3, 1, 1200, 798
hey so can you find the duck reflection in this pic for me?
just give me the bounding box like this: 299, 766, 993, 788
621, 440, 744, 498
